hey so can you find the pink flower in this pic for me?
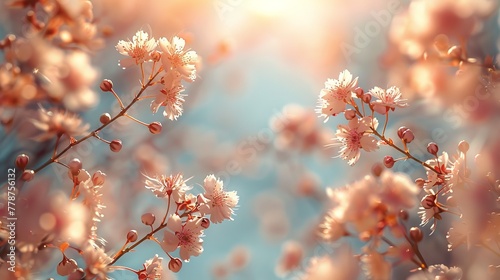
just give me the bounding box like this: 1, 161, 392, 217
161, 214, 204, 261
199, 174, 239, 224
144, 173, 191, 203
317, 70, 358, 120
330, 117, 379, 166
150, 71, 186, 120
140, 255, 164, 279
361, 248, 392, 280
116, 30, 157, 68
30, 107, 90, 141
318, 211, 347, 242
82, 243, 113, 279
159, 36, 199, 82
369, 86, 408, 114
275, 241, 303, 277
408, 264, 463, 280
378, 171, 419, 212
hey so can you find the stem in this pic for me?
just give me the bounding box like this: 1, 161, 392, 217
399, 226, 428, 269
111, 195, 172, 265
354, 103, 441, 174
32, 69, 163, 175
52, 134, 62, 158
124, 114, 148, 127
380, 236, 423, 269
110, 89, 125, 110
382, 113, 388, 137
481, 242, 500, 258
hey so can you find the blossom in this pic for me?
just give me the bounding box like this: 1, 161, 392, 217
82, 243, 113, 280
326, 175, 379, 233
150, 71, 186, 120
161, 214, 204, 261
144, 173, 191, 203
140, 255, 163, 280
275, 241, 303, 277
418, 206, 443, 234
378, 171, 419, 212
446, 221, 470, 251
369, 86, 408, 114
159, 36, 199, 81
303, 247, 358, 280
30, 107, 90, 141
361, 248, 392, 280
408, 264, 463, 280
330, 117, 379, 166
116, 30, 157, 68
317, 70, 358, 120
318, 211, 347, 242
199, 174, 239, 224
445, 151, 468, 192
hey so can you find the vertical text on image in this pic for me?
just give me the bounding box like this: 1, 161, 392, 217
6, 168, 17, 273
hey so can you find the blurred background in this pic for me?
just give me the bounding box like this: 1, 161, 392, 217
1, 0, 500, 279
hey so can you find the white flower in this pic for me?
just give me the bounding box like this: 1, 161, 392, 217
369, 86, 408, 114
116, 30, 157, 68
199, 175, 239, 224
150, 71, 186, 120
144, 173, 191, 203
330, 117, 379, 166
159, 36, 199, 81
161, 214, 204, 261
317, 70, 358, 120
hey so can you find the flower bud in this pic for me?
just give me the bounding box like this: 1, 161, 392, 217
99, 113, 111, 124
16, 154, 29, 169
110, 140, 122, 152
57, 258, 78, 276
68, 268, 85, 280
201, 218, 210, 229
458, 140, 469, 153
371, 163, 384, 177
402, 129, 415, 143
397, 126, 408, 139
420, 194, 436, 209
148, 122, 162, 134
415, 178, 425, 188
100, 79, 113, 92
141, 213, 156, 226
361, 93, 371, 103
92, 171, 106, 186
399, 210, 409, 221
344, 109, 356, 120
409, 227, 423, 243
168, 258, 182, 273
151, 50, 161, 62
21, 169, 35, 181
383, 156, 395, 168
354, 87, 364, 98
127, 230, 138, 242
68, 158, 82, 176
427, 142, 439, 155
447, 46, 462, 60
